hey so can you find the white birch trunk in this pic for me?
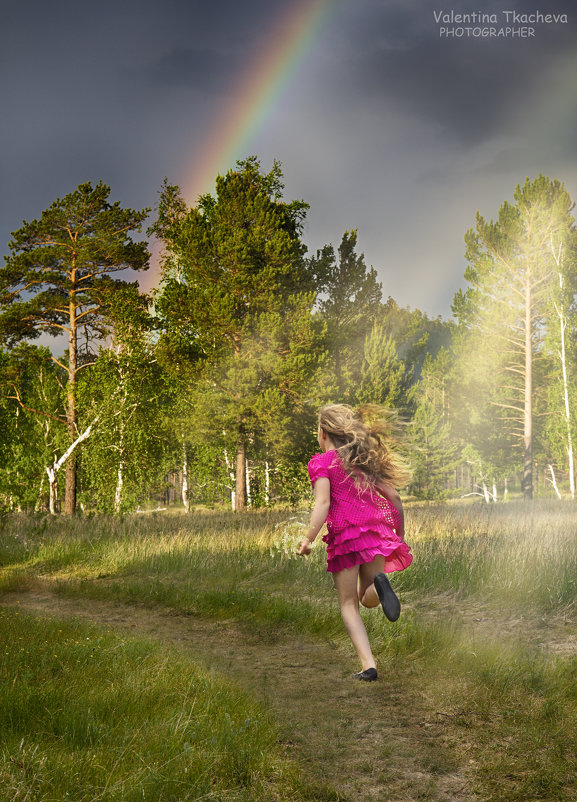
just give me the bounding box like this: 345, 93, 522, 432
114, 424, 125, 514
45, 419, 97, 515
481, 482, 491, 504
182, 441, 190, 513
264, 461, 270, 505
114, 462, 124, 514
547, 464, 562, 500
551, 241, 575, 499
46, 462, 58, 515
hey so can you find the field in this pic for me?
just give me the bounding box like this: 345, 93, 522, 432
1, 501, 577, 801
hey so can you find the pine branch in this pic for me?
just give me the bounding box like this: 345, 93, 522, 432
3, 384, 67, 424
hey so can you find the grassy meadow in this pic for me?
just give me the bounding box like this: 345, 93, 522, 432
1, 501, 577, 800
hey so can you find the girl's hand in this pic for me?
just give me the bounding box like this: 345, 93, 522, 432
298, 539, 313, 556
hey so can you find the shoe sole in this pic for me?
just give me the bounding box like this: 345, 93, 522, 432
374, 572, 401, 621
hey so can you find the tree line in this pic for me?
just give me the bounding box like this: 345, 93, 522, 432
0, 159, 575, 513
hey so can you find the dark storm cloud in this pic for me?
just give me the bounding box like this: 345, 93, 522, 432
331, 0, 576, 143
147, 47, 244, 93
1, 0, 575, 319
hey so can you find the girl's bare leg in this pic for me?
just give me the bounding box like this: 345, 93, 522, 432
358, 555, 387, 608
333, 565, 376, 671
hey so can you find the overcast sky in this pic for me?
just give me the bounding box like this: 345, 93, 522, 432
2, 0, 576, 323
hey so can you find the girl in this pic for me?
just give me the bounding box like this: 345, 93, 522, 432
298, 404, 412, 681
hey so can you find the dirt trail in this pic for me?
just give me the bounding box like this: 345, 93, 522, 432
1, 585, 474, 802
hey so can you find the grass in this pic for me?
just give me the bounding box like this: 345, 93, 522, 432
2, 501, 577, 799
0, 607, 307, 801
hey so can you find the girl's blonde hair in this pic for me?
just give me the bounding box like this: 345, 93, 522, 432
318, 403, 412, 489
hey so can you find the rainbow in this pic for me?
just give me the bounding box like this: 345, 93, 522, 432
184, 0, 337, 201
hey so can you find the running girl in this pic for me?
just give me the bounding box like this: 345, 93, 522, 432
298, 404, 412, 681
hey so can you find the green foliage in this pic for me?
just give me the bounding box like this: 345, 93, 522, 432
0, 181, 149, 348
410, 398, 458, 499
353, 322, 412, 411
1, 168, 575, 509
78, 347, 170, 513
151, 159, 320, 508
152, 159, 311, 359
310, 230, 382, 402
0, 345, 67, 510
408, 349, 459, 499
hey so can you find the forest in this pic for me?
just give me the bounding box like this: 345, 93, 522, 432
0, 158, 575, 514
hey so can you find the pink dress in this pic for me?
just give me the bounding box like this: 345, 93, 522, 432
308, 449, 413, 574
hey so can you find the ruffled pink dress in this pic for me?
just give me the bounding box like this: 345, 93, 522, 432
308, 449, 413, 574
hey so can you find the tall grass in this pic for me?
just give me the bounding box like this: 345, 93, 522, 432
3, 502, 576, 623
396, 500, 577, 613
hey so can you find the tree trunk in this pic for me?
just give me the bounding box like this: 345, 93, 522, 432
551, 245, 575, 500
182, 441, 190, 513
114, 423, 125, 514
114, 461, 124, 513
235, 441, 246, 510
45, 420, 96, 515
523, 274, 533, 500
65, 266, 78, 515
245, 459, 251, 508
547, 464, 562, 500
64, 457, 76, 514
265, 461, 271, 505
46, 463, 58, 515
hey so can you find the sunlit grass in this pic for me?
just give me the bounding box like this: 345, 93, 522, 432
2, 501, 577, 798
5, 501, 576, 619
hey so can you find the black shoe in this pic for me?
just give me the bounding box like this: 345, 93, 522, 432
353, 667, 378, 681
374, 572, 401, 621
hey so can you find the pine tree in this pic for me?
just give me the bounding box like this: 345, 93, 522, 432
353, 322, 411, 411
410, 349, 459, 499
310, 230, 382, 402
151, 158, 315, 509
0, 182, 150, 513
452, 175, 576, 499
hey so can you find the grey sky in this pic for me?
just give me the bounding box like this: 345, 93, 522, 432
2, 0, 576, 325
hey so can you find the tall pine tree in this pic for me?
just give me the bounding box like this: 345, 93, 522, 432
452, 175, 575, 499
151, 158, 313, 509
0, 182, 149, 513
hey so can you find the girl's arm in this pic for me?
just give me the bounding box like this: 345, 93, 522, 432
298, 477, 331, 555
376, 481, 405, 542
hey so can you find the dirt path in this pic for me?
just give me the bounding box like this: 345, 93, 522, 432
1, 585, 474, 802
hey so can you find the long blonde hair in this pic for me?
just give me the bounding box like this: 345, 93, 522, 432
318, 403, 412, 489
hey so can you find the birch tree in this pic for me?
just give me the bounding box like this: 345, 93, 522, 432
77, 285, 167, 513
544, 235, 577, 497
0, 344, 65, 510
